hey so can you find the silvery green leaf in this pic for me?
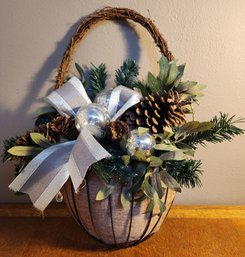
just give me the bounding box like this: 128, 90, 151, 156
165, 62, 178, 86
159, 56, 169, 81
154, 143, 181, 152
121, 186, 132, 210
190, 121, 213, 133
160, 151, 187, 161
8, 146, 43, 156
121, 155, 130, 166
157, 198, 166, 214
146, 199, 155, 212
138, 127, 150, 137
160, 169, 181, 192
148, 72, 161, 93
152, 171, 165, 199
30, 132, 51, 148
173, 63, 186, 87
149, 156, 163, 167
96, 184, 114, 201
75, 62, 86, 85
141, 172, 155, 199
177, 81, 198, 92
175, 121, 200, 140
177, 143, 195, 157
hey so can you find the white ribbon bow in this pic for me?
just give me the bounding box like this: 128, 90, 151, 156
9, 77, 142, 212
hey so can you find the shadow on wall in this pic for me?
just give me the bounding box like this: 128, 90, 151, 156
0, 17, 141, 202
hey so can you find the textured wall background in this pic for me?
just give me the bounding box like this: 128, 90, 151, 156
0, 0, 245, 204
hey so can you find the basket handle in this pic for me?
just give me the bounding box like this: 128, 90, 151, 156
55, 7, 174, 89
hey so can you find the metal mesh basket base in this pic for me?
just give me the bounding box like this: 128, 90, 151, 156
62, 171, 175, 248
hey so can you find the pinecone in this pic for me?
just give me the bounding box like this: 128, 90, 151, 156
49, 115, 79, 140
123, 90, 191, 134
107, 121, 129, 142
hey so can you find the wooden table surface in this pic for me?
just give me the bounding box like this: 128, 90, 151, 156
0, 204, 244, 257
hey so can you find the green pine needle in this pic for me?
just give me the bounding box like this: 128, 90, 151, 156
89, 63, 107, 101
115, 59, 139, 88
184, 113, 245, 148
165, 159, 203, 188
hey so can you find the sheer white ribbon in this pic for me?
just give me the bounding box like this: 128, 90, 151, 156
9, 77, 142, 212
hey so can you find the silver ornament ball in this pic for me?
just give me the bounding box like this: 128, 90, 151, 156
94, 89, 113, 110
76, 103, 110, 137
126, 129, 155, 156
94, 88, 124, 115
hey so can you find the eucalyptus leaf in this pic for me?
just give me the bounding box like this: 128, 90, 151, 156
149, 156, 163, 167
160, 151, 187, 161
190, 121, 213, 133
30, 132, 51, 148
147, 72, 161, 93
152, 171, 165, 199
159, 56, 169, 81
173, 63, 186, 87
138, 127, 150, 137
157, 198, 166, 214
154, 143, 181, 152
175, 121, 200, 140
75, 62, 86, 85
96, 184, 114, 201
8, 146, 43, 156
121, 186, 131, 210
160, 169, 181, 192
141, 172, 155, 199
165, 61, 178, 86
146, 199, 155, 212
134, 149, 147, 161
121, 155, 130, 166
177, 81, 198, 93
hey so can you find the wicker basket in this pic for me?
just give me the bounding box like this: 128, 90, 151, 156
57, 7, 176, 248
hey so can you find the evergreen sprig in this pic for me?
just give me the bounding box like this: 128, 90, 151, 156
89, 63, 107, 101
115, 59, 139, 88
184, 113, 245, 148
165, 159, 203, 188
91, 144, 133, 184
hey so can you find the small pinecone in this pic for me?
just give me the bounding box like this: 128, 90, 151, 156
15, 124, 60, 146
49, 115, 79, 140
107, 121, 129, 142
123, 90, 190, 134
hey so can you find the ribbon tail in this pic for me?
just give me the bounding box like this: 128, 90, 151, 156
68, 127, 111, 192
9, 141, 74, 212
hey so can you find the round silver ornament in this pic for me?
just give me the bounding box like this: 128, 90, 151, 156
94, 88, 124, 116
126, 129, 155, 156
76, 103, 110, 137
94, 89, 113, 110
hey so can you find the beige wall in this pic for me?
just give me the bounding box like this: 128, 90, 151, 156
0, 0, 245, 204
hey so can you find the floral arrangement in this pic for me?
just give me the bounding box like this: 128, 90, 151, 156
2, 56, 244, 213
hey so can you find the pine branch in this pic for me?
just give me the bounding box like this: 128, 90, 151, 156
115, 59, 139, 88
89, 63, 107, 101
91, 145, 132, 184
165, 159, 203, 188
183, 113, 245, 148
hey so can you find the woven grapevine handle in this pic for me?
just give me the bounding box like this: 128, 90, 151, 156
55, 7, 174, 89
